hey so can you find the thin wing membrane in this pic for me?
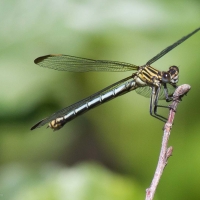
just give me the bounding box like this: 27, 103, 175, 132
34, 54, 139, 72
146, 27, 200, 65
135, 84, 176, 100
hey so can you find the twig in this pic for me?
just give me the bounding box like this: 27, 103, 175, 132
145, 84, 191, 200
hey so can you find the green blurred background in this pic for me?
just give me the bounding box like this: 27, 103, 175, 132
0, 0, 200, 199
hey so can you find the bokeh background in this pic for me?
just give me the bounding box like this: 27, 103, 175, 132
0, 0, 200, 199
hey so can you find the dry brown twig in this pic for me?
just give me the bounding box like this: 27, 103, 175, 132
145, 84, 191, 200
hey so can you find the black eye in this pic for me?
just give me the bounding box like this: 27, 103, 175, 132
169, 65, 179, 73
162, 72, 170, 83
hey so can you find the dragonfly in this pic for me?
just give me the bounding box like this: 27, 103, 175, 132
31, 27, 200, 131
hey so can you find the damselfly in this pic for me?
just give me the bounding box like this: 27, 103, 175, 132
31, 27, 200, 131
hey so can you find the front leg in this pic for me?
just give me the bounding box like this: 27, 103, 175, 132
163, 83, 178, 102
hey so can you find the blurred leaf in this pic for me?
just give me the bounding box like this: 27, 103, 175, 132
0, 163, 143, 200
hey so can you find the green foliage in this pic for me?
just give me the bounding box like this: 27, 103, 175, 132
0, 0, 200, 199
0, 163, 143, 200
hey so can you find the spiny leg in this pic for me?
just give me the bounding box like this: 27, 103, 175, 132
153, 86, 168, 121
149, 87, 166, 122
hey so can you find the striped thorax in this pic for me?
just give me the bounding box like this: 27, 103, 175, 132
137, 65, 179, 87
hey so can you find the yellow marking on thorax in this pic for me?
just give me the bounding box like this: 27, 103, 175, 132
138, 65, 161, 85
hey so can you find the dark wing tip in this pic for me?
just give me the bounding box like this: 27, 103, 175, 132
30, 119, 45, 130
34, 54, 63, 64
34, 55, 50, 64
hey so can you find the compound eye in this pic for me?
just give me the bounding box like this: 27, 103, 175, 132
169, 65, 179, 73
162, 72, 170, 83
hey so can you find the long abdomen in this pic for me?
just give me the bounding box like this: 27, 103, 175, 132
49, 80, 138, 130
